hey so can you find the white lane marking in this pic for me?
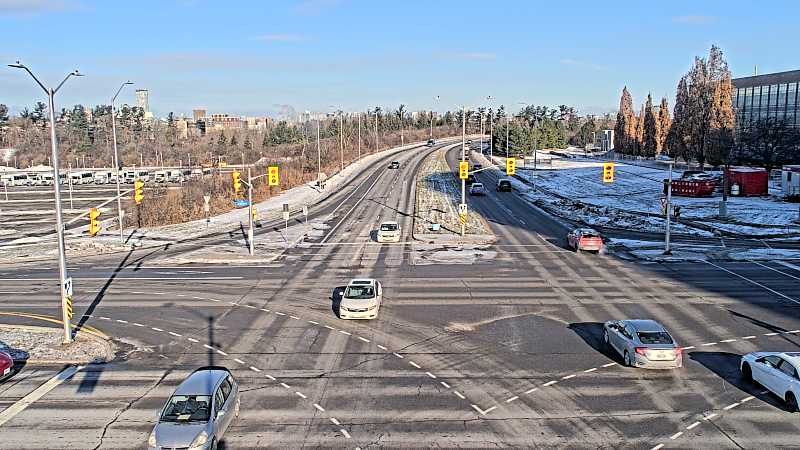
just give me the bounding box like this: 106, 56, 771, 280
203, 344, 214, 350
280, 382, 291, 389
275, 311, 286, 316
506, 396, 519, 403
358, 336, 370, 343
740, 396, 755, 403
133, 322, 144, 327
453, 391, 466, 399
765, 332, 779, 336
295, 391, 307, 399
670, 431, 683, 440
683, 346, 696, 350
340, 429, 351, 439
99, 316, 110, 320
789, 330, 800, 334
440, 381, 451, 389
751, 260, 800, 281
151, 327, 163, 332
377, 345, 387, 350
425, 372, 437, 379
233, 358, 245, 365
393, 352, 404, 359
115, 319, 128, 324
330, 417, 341, 426
209, 299, 221, 302
216, 350, 228, 356
339, 330, 351, 336
229, 302, 237, 306
650, 445, 664, 450
601, 362, 617, 368
187, 338, 199, 343
168, 332, 182, 337
325, 325, 335, 330
314, 403, 326, 412
583, 367, 598, 373
525, 387, 538, 394
705, 261, 800, 305
408, 361, 421, 369
723, 402, 740, 410
259, 308, 268, 312
308, 320, 319, 325
720, 339, 736, 343
704, 413, 718, 420
249, 366, 261, 372
265, 374, 276, 381
742, 336, 756, 340
192, 296, 204, 300
542, 381, 558, 387
702, 342, 718, 346
0, 365, 82, 427
686, 421, 701, 430
483, 406, 497, 414
244, 305, 256, 309
562, 374, 577, 380
778, 261, 800, 272
289, 315, 301, 320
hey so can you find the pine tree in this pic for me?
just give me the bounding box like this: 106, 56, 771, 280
656, 97, 671, 155
243, 134, 253, 151
667, 76, 690, 162
614, 87, 634, 154
634, 104, 645, 156
643, 94, 658, 156
230, 134, 238, 147
216, 131, 227, 152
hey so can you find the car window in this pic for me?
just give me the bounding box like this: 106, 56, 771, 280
344, 286, 374, 299
161, 395, 211, 422
214, 388, 225, 414
637, 332, 673, 345
380, 223, 398, 231
778, 360, 798, 378
764, 356, 783, 368
221, 377, 233, 400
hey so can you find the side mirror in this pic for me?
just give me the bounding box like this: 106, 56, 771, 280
217, 410, 225, 418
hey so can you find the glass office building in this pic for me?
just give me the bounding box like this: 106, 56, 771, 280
732, 70, 800, 131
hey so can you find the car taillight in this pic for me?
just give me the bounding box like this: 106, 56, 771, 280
634, 347, 648, 356
675, 347, 683, 355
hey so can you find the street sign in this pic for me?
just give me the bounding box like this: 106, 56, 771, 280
63, 277, 73, 298
203, 195, 211, 205
660, 198, 667, 215
234, 199, 250, 208
65, 296, 73, 320
458, 203, 467, 215
302, 204, 308, 216
459, 213, 467, 225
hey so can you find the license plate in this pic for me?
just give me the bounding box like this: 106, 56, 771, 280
655, 352, 668, 360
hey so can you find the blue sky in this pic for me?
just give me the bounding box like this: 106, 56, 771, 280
1, 0, 798, 118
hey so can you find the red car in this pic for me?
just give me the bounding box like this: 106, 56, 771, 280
0, 351, 13, 381
567, 228, 604, 253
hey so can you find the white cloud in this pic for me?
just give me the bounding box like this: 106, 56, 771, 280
254, 34, 308, 43
0, 0, 81, 16
672, 15, 717, 25
560, 59, 609, 72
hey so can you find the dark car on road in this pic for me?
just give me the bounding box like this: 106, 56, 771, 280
496, 179, 512, 192
389, 161, 400, 169
427, 138, 435, 147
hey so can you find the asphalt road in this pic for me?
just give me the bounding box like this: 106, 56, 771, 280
1, 140, 800, 449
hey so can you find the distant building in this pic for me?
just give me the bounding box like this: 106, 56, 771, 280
135, 89, 149, 112
210, 114, 242, 130
193, 109, 207, 121
176, 117, 189, 140
733, 70, 800, 131
595, 129, 614, 152
245, 117, 270, 130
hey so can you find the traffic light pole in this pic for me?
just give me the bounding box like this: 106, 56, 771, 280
461, 106, 466, 237
247, 167, 254, 256
664, 162, 673, 255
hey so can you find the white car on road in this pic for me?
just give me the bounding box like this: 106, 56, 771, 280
741, 351, 800, 411
339, 279, 383, 320
377, 221, 400, 243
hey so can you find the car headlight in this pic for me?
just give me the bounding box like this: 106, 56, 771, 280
148, 430, 157, 447
189, 431, 208, 449
366, 304, 377, 311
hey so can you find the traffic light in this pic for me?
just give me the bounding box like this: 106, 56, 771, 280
506, 158, 516, 176
134, 180, 144, 204
268, 166, 279, 186
232, 171, 242, 193
89, 208, 101, 236
603, 162, 615, 183
459, 161, 469, 180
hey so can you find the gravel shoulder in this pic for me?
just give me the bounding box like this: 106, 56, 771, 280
0, 324, 115, 364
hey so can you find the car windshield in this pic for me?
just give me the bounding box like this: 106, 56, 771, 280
473, 184, 483, 188
380, 223, 398, 231
344, 286, 374, 299
581, 233, 600, 239
160, 395, 211, 422
637, 332, 673, 345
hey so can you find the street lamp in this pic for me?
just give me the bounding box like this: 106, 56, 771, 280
486, 96, 493, 159
111, 81, 133, 243
9, 61, 82, 344
431, 95, 440, 140
328, 105, 344, 172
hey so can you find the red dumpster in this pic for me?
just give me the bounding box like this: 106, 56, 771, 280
665, 179, 717, 197
726, 168, 768, 196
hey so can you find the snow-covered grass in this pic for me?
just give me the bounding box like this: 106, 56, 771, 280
496, 153, 800, 238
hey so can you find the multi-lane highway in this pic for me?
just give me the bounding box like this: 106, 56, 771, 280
2, 140, 800, 448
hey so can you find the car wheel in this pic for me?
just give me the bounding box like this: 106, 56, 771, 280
787, 392, 798, 413
741, 363, 752, 382
623, 351, 632, 367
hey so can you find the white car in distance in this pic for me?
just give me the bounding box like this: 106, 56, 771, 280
377, 221, 400, 243
339, 279, 383, 320
741, 351, 800, 411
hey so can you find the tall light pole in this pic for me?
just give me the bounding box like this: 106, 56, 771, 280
9, 61, 82, 344
486, 96, 494, 158
339, 111, 344, 171
505, 115, 510, 158
664, 160, 674, 255
357, 111, 361, 160
431, 96, 440, 140
111, 80, 133, 243
461, 105, 466, 236
315, 114, 321, 186
374, 109, 379, 151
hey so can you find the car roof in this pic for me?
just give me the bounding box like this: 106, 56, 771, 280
781, 352, 800, 366
575, 228, 599, 234
623, 320, 667, 333
380, 221, 398, 225
349, 278, 375, 286
498, 178, 511, 182
175, 367, 229, 395
472, 182, 483, 186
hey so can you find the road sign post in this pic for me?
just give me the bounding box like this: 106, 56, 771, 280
664, 161, 673, 255
203, 194, 211, 228
283, 203, 290, 231
302, 204, 308, 225
247, 167, 254, 256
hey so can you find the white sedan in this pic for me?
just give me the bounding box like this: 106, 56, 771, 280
741, 352, 800, 411
338, 279, 383, 320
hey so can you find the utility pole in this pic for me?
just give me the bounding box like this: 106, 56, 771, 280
247, 166, 254, 256
316, 118, 321, 186
338, 111, 344, 171
664, 161, 673, 255
375, 111, 379, 151
357, 112, 361, 160
479, 112, 484, 154
461, 105, 466, 237
486, 95, 493, 158
111, 81, 133, 243
9, 61, 82, 344
505, 116, 510, 158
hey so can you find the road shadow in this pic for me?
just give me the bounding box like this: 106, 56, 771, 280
690, 351, 791, 411
74, 247, 135, 337
330, 286, 346, 318
568, 322, 624, 363
77, 364, 103, 394
0, 339, 29, 382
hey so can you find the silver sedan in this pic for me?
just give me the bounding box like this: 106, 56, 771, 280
603, 319, 683, 369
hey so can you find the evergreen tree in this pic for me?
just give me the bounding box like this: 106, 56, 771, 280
667, 76, 690, 163
216, 131, 227, 152
32, 101, 47, 126
634, 104, 645, 156
0, 104, 9, 125
656, 97, 671, 155
643, 94, 658, 156
614, 87, 634, 154
243, 134, 253, 151
229, 134, 238, 147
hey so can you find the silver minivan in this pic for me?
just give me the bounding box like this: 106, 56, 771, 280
148, 366, 240, 450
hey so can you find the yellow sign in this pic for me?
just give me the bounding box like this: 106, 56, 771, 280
218, 161, 227, 168
65, 296, 73, 320
89, 208, 101, 236
232, 171, 242, 193
459, 161, 469, 180
252, 208, 258, 221
506, 158, 516, 176
268, 166, 280, 186
134, 180, 144, 204
459, 213, 467, 225
603, 162, 615, 183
